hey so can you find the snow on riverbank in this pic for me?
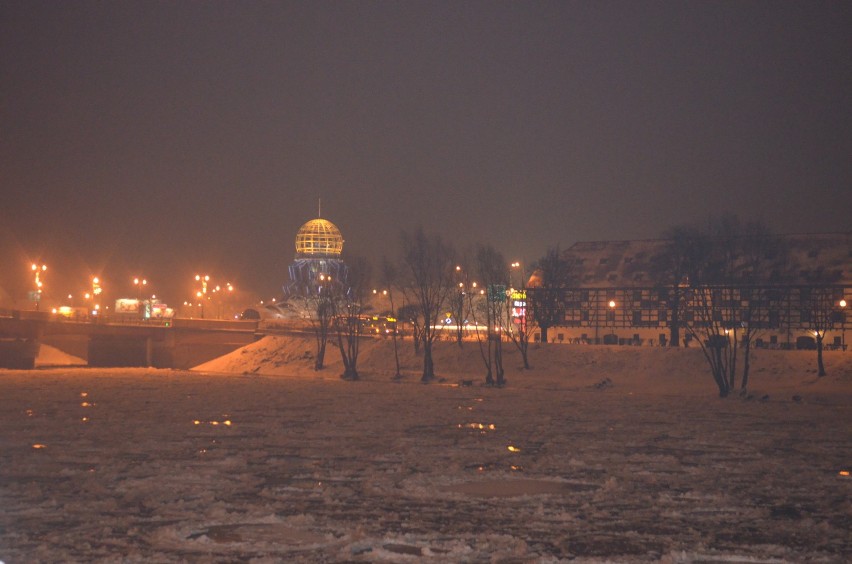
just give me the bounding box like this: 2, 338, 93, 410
1, 338, 850, 562
196, 334, 852, 398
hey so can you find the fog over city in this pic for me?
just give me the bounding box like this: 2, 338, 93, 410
2, 1, 851, 302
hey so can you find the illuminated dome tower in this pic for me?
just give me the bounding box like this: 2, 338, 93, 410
295, 218, 344, 258
284, 215, 349, 299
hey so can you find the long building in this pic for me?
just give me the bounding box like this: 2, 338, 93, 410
527, 232, 851, 350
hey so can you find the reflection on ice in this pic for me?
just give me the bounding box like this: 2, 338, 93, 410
457, 422, 496, 433
193, 418, 234, 427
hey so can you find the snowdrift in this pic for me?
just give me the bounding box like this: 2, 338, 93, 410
194, 334, 852, 397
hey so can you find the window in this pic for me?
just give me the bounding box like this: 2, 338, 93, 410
769, 310, 780, 327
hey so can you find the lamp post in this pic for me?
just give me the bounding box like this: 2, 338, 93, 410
195, 275, 209, 318
511, 261, 523, 288
841, 298, 847, 352
31, 263, 46, 310
608, 299, 617, 343
133, 277, 147, 300
224, 282, 233, 319
92, 277, 102, 317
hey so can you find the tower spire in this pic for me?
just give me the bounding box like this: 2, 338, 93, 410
318, 197, 321, 218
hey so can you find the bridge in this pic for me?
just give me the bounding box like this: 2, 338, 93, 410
0, 310, 260, 369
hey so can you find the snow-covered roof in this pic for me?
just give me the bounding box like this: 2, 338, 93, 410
552, 232, 852, 288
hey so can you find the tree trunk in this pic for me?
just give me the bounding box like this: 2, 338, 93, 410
728, 328, 738, 391
519, 345, 530, 369
494, 336, 505, 387
413, 327, 422, 355
713, 347, 729, 397
817, 335, 826, 377
670, 302, 680, 347
741, 338, 751, 392
421, 341, 435, 382
391, 331, 402, 379
315, 337, 327, 370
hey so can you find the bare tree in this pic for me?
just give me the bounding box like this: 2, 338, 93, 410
527, 246, 571, 344
381, 258, 403, 380
449, 255, 473, 348
683, 285, 740, 397
800, 285, 844, 377
656, 218, 740, 396
736, 221, 785, 391
400, 228, 456, 382
505, 262, 531, 369
473, 244, 509, 386
402, 228, 455, 382
652, 225, 706, 347
334, 256, 371, 381
398, 301, 424, 355
303, 275, 337, 371
675, 215, 781, 396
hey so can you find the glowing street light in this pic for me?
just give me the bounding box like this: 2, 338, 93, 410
133, 277, 147, 300
31, 263, 46, 309
195, 274, 210, 318
91, 277, 102, 316
840, 299, 847, 352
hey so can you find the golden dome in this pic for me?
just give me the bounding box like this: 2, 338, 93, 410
295, 218, 344, 257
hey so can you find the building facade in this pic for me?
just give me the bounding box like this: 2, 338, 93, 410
527, 233, 851, 349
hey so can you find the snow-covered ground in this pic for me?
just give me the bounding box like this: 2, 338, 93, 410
1, 338, 850, 562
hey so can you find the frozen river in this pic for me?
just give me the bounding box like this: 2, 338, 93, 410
1, 364, 850, 562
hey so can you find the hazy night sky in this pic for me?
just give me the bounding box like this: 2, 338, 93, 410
2, 1, 850, 304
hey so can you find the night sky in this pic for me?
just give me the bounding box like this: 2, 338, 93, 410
2, 1, 850, 305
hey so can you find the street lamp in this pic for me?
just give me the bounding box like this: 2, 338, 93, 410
91, 277, 102, 316
511, 261, 526, 290
195, 275, 209, 318
840, 298, 847, 352
133, 277, 147, 300
31, 263, 46, 310
607, 300, 617, 343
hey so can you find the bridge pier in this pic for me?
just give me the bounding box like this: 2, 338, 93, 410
0, 340, 40, 369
